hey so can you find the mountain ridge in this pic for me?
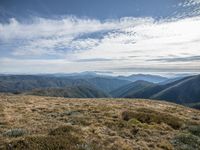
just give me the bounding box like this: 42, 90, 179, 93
0, 74, 199, 109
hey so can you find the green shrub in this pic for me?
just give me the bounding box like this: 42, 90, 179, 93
48, 125, 78, 136
128, 118, 141, 125
7, 135, 84, 150
3, 128, 27, 137
121, 108, 183, 129
7, 125, 85, 150
188, 125, 200, 137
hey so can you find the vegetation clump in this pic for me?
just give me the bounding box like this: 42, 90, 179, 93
3, 128, 27, 137
6, 125, 85, 150
187, 125, 200, 137
7, 135, 84, 150
48, 125, 80, 136
121, 108, 183, 129
172, 133, 200, 150
128, 118, 141, 125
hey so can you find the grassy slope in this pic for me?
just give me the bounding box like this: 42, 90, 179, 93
0, 94, 200, 150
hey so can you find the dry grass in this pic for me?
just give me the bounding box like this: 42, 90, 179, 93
0, 94, 199, 149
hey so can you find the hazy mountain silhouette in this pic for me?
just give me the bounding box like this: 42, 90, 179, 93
117, 74, 167, 83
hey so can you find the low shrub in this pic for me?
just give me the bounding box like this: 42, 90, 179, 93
128, 118, 141, 125
121, 108, 183, 129
187, 125, 200, 137
7, 135, 84, 150
48, 125, 78, 136
3, 128, 27, 137
7, 125, 85, 150
172, 133, 200, 150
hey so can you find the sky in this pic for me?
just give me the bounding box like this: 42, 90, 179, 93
0, 0, 200, 75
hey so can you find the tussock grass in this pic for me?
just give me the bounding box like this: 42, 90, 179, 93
121, 108, 184, 129
7, 135, 84, 150
0, 94, 199, 150
172, 133, 200, 150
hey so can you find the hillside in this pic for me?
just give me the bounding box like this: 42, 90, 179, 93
110, 80, 154, 98
0, 75, 131, 94
0, 75, 92, 93
122, 76, 192, 98
151, 75, 200, 104
0, 94, 199, 150
26, 86, 110, 98
118, 75, 200, 108
86, 77, 131, 92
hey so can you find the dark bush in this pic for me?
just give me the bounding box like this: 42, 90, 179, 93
3, 128, 27, 137
48, 125, 78, 136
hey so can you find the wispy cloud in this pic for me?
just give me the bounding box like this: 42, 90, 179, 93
148, 55, 200, 62
76, 58, 113, 62
0, 15, 200, 74
174, 0, 200, 18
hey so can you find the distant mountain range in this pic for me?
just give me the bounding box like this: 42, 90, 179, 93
117, 74, 168, 83
0, 73, 199, 109
0, 74, 130, 93
0, 73, 166, 94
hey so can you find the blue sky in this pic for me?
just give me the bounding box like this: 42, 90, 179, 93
0, 0, 200, 75
0, 0, 184, 20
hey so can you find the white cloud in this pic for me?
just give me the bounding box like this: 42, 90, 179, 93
0, 16, 200, 74
68, 17, 200, 62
